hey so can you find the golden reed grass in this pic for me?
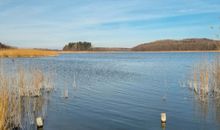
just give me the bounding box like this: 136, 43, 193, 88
0, 49, 58, 58
0, 61, 54, 130
189, 56, 220, 102
0, 80, 9, 130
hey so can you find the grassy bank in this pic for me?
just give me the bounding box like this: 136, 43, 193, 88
0, 49, 59, 58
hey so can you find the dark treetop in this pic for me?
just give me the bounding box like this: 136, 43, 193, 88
63, 41, 92, 51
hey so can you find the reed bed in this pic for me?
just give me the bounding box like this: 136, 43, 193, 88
0, 61, 54, 130
0, 49, 58, 58
188, 56, 220, 103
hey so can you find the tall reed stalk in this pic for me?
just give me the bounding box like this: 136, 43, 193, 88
0, 60, 54, 130
189, 56, 220, 102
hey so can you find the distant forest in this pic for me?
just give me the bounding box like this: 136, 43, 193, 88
2, 38, 220, 52
131, 38, 220, 51
63, 39, 220, 52
63, 41, 129, 51
63, 41, 92, 51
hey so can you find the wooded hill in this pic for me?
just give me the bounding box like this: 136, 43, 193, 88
63, 39, 220, 52
131, 38, 220, 51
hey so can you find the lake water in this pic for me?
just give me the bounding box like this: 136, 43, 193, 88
6, 52, 220, 130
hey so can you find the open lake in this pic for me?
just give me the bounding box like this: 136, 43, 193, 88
6, 52, 220, 130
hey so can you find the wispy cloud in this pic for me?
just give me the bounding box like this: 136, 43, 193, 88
0, 0, 220, 49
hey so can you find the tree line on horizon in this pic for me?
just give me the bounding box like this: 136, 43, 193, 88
63, 39, 220, 51
1, 38, 220, 51
63, 41, 92, 51
62, 41, 130, 51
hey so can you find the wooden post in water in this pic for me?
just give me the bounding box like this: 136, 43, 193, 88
161, 112, 166, 123
161, 112, 166, 130
64, 88, 68, 98
36, 117, 43, 128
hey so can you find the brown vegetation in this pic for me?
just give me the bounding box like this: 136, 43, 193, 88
132, 38, 220, 51
0, 49, 59, 58
188, 56, 220, 102
91, 47, 129, 51
0, 62, 54, 130
186, 57, 220, 122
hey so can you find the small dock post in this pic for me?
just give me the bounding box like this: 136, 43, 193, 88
36, 117, 43, 128
161, 112, 166, 130
161, 112, 166, 123
64, 88, 68, 98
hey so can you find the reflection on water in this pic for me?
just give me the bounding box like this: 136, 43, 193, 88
192, 92, 220, 128
20, 94, 50, 130
161, 122, 166, 130
185, 55, 220, 128
214, 99, 220, 123
3, 52, 220, 130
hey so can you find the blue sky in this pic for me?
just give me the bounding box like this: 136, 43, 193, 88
0, 0, 220, 49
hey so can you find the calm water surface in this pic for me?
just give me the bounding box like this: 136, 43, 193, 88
9, 52, 220, 130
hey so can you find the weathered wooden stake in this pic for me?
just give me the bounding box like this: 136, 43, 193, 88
64, 88, 68, 98
36, 117, 43, 128
161, 112, 166, 123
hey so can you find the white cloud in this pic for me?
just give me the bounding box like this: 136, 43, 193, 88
0, 0, 220, 49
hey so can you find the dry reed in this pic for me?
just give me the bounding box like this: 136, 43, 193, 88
189, 56, 220, 102
0, 60, 54, 130
0, 49, 58, 58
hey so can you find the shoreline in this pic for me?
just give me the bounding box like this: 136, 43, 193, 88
0, 49, 59, 58
58, 50, 220, 54
1, 49, 220, 58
